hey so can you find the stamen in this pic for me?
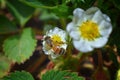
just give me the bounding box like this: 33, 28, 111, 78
79, 21, 100, 41
51, 34, 64, 46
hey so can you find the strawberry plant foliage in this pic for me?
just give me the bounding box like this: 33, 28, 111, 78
0, 54, 11, 78
1, 71, 34, 80
42, 70, 85, 80
6, 0, 35, 27
3, 28, 37, 63
0, 15, 18, 34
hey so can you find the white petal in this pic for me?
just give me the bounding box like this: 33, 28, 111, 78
56, 29, 67, 40
84, 7, 99, 21
90, 37, 108, 48
60, 35, 67, 42
103, 14, 111, 22
73, 8, 84, 24
69, 30, 80, 40
49, 29, 52, 33
52, 27, 60, 33
66, 22, 76, 32
61, 44, 67, 50
73, 39, 93, 53
99, 20, 112, 37
58, 30, 66, 37
42, 48, 49, 55
76, 18, 85, 27
52, 27, 64, 34
85, 7, 99, 15
47, 30, 54, 37
82, 14, 93, 21
73, 8, 84, 16
92, 10, 104, 24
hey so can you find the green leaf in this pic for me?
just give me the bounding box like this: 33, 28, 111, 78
3, 28, 37, 63
20, 0, 72, 18
59, 57, 79, 71
52, 4, 69, 18
6, 0, 35, 27
0, 15, 18, 34
0, 54, 11, 78
19, 0, 43, 8
70, 0, 85, 3
72, 0, 95, 9
2, 71, 34, 80
40, 10, 59, 20
20, 0, 59, 8
42, 70, 85, 80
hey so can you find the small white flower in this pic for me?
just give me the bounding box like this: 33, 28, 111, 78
42, 27, 67, 59
66, 7, 112, 53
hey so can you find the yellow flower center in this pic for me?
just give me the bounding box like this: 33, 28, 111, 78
51, 34, 64, 46
79, 20, 100, 41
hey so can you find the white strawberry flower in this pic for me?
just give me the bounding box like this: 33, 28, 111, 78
66, 7, 112, 53
42, 27, 67, 59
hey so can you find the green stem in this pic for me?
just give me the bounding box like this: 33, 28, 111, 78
77, 52, 83, 59
40, 5, 57, 9
60, 18, 67, 30
66, 36, 73, 56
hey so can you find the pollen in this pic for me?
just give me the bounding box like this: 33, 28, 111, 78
51, 34, 64, 46
79, 20, 100, 41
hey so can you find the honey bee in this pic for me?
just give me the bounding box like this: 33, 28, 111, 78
44, 36, 66, 55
